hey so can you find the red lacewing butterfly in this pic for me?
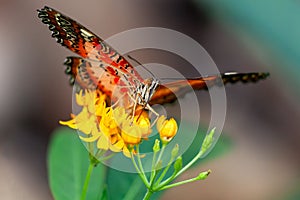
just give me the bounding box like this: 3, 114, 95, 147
37, 6, 269, 109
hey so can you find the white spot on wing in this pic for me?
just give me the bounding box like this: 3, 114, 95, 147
224, 72, 238, 75
80, 29, 94, 37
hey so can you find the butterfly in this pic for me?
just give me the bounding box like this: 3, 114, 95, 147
37, 6, 269, 111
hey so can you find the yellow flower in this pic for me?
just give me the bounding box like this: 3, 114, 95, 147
134, 115, 151, 138
60, 90, 111, 151
99, 107, 125, 151
157, 115, 178, 144
121, 122, 142, 145
120, 114, 152, 145
60, 89, 151, 158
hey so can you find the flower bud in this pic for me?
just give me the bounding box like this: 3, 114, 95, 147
134, 115, 151, 137
153, 139, 161, 152
157, 116, 178, 144
200, 128, 216, 154
173, 156, 182, 173
196, 170, 211, 180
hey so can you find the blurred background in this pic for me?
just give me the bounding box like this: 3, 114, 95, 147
1, 0, 300, 199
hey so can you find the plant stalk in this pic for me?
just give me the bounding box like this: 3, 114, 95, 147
143, 189, 153, 200
80, 162, 94, 200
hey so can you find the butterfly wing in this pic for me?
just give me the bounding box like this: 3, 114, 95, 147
64, 56, 116, 89
37, 7, 269, 106
37, 6, 143, 92
149, 72, 269, 105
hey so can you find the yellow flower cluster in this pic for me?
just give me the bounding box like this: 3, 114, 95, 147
60, 90, 152, 157
60, 89, 178, 158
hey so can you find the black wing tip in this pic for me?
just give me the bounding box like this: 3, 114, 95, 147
37, 6, 57, 21
262, 72, 270, 78
37, 6, 50, 13
37, 6, 66, 45
222, 72, 270, 84
255, 72, 270, 80
38, 6, 51, 11
37, 6, 49, 21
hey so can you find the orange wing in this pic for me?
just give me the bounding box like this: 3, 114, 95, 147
64, 57, 123, 96
149, 72, 269, 105
37, 6, 143, 95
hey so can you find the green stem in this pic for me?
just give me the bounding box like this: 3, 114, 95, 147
173, 150, 204, 179
80, 162, 94, 200
153, 169, 177, 191
136, 145, 147, 181
130, 151, 149, 187
159, 177, 199, 190
143, 189, 153, 200
155, 144, 166, 166
156, 150, 204, 190
153, 156, 173, 187
149, 147, 159, 184
149, 144, 167, 187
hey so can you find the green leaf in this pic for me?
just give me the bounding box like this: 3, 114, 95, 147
100, 185, 108, 200
48, 127, 106, 200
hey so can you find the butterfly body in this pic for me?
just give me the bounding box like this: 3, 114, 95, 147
37, 6, 269, 107
134, 78, 160, 106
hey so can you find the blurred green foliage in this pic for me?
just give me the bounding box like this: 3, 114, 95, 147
195, 0, 300, 97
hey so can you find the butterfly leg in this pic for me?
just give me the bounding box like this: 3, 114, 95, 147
131, 96, 138, 122
126, 92, 141, 124
127, 93, 160, 127
146, 104, 160, 128
126, 92, 159, 127
111, 85, 136, 108
111, 94, 124, 108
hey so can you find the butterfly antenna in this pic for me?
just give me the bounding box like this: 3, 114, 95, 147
127, 55, 156, 79
159, 77, 189, 80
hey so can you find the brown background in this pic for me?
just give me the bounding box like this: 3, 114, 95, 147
0, 1, 299, 199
